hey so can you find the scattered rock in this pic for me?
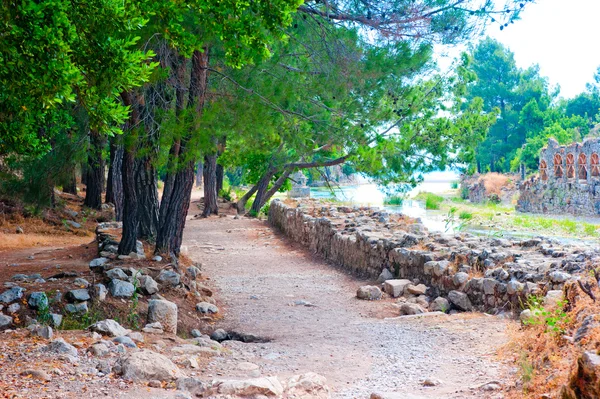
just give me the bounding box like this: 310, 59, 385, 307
43, 339, 78, 357
210, 329, 228, 342
0, 314, 13, 329
376, 269, 394, 284
92, 284, 108, 301
89, 258, 109, 272
30, 325, 53, 339
128, 332, 144, 343
65, 220, 81, 229
399, 303, 426, 316
191, 329, 202, 338
0, 286, 25, 304
285, 372, 329, 397
447, 290, 472, 311
113, 336, 138, 348
116, 350, 184, 382
549, 270, 571, 283
544, 290, 563, 307
383, 279, 412, 298
65, 289, 91, 303
453, 272, 469, 286
16, 226, 24, 234
196, 302, 219, 314
108, 279, 135, 298
73, 277, 90, 288
152, 255, 162, 262
422, 378, 441, 387
105, 268, 129, 281
7, 303, 20, 313
187, 266, 201, 280
405, 283, 427, 296
142, 322, 164, 334
90, 319, 129, 337
50, 313, 63, 328
157, 270, 181, 287
357, 285, 383, 300
89, 343, 109, 357
21, 369, 51, 381
147, 299, 178, 334
27, 292, 48, 309
210, 376, 284, 397
138, 275, 159, 295
429, 297, 450, 313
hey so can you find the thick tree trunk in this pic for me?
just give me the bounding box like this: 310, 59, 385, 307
83, 129, 105, 209
135, 156, 159, 240
235, 184, 258, 214
111, 146, 124, 221
249, 168, 276, 215
156, 48, 209, 257
202, 154, 219, 217
118, 91, 140, 255
195, 160, 203, 187
216, 163, 224, 194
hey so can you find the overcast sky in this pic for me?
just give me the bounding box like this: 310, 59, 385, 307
487, 0, 600, 99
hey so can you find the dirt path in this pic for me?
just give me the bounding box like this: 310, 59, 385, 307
183, 215, 513, 399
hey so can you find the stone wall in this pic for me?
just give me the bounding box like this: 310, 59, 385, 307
269, 199, 597, 312
517, 137, 600, 216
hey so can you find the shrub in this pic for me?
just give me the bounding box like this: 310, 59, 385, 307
383, 195, 403, 205
219, 188, 232, 202
450, 180, 459, 189
458, 211, 473, 220
460, 186, 469, 200
415, 192, 444, 210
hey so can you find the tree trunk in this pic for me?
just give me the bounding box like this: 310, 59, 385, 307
63, 165, 78, 195
156, 48, 209, 257
195, 160, 203, 187
249, 168, 276, 215
83, 129, 105, 209
135, 155, 159, 240
118, 91, 140, 255
111, 146, 124, 221
235, 184, 258, 214
202, 154, 219, 217
259, 169, 291, 209
216, 163, 224, 194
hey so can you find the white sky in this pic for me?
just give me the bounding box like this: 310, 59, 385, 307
487, 0, 600, 99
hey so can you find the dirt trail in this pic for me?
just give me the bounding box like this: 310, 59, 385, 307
183, 215, 513, 399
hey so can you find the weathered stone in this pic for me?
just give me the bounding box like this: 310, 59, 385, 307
448, 290, 472, 311
105, 268, 128, 281
0, 287, 25, 304
138, 275, 159, 295
147, 299, 178, 334
142, 322, 164, 334
399, 303, 426, 316
432, 260, 450, 277
43, 338, 78, 357
196, 302, 219, 314
113, 336, 137, 348
89, 343, 109, 357
65, 302, 88, 314
285, 373, 329, 397
482, 278, 497, 295
21, 369, 51, 381
0, 314, 13, 329
117, 350, 184, 382
549, 270, 571, 283
506, 280, 525, 295
50, 313, 62, 328
157, 270, 181, 287
406, 284, 427, 296
89, 257, 109, 272
7, 303, 20, 313
92, 284, 108, 301
356, 285, 383, 300
128, 332, 144, 342
191, 329, 202, 338
90, 319, 129, 337
429, 297, 450, 313
30, 325, 53, 339
376, 269, 394, 284
210, 329, 228, 342
187, 266, 201, 280
544, 290, 563, 307
28, 292, 48, 309
210, 376, 284, 397
108, 279, 135, 298
66, 289, 90, 302
453, 272, 469, 286
383, 279, 411, 298
73, 278, 90, 288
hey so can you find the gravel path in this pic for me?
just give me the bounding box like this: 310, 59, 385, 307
183, 215, 512, 398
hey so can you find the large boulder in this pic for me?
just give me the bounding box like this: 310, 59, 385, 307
357, 285, 383, 300
105, 268, 128, 281
89, 257, 109, 272
65, 289, 91, 303
147, 299, 178, 334
429, 297, 450, 313
210, 377, 284, 397
138, 275, 159, 295
90, 319, 129, 337
27, 292, 48, 309
116, 350, 184, 382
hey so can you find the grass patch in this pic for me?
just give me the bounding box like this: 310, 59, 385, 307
458, 211, 473, 220
450, 180, 459, 189
383, 195, 404, 205
414, 192, 444, 210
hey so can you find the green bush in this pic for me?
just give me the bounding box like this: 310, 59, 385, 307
458, 211, 473, 220
450, 181, 459, 189
487, 193, 501, 204
415, 192, 444, 210
460, 186, 469, 200
219, 188, 232, 202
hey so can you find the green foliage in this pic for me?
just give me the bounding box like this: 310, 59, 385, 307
384, 195, 404, 206
415, 192, 444, 210
458, 211, 473, 220
450, 181, 459, 189
60, 306, 104, 330
219, 188, 233, 202
522, 295, 570, 336
126, 272, 141, 330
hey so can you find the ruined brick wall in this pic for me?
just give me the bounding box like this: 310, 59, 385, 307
269, 199, 593, 312
517, 138, 600, 216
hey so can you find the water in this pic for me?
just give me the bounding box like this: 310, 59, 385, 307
310, 177, 457, 233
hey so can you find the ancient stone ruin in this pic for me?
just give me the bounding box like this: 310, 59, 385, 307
518, 137, 600, 216
269, 199, 597, 314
